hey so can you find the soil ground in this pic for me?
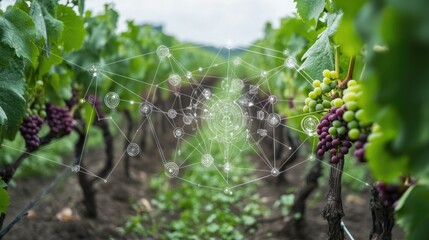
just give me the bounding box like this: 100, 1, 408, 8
3, 129, 405, 240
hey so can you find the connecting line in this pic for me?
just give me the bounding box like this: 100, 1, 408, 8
148, 118, 167, 165
78, 108, 95, 165
278, 136, 309, 169
109, 117, 131, 143
341, 220, 355, 240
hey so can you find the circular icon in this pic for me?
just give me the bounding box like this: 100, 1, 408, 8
156, 45, 170, 58
267, 113, 281, 127
104, 92, 120, 108
268, 95, 278, 105
206, 100, 247, 142
167, 109, 177, 119
285, 56, 297, 68
201, 154, 214, 167
173, 127, 185, 139
271, 168, 280, 177
127, 143, 140, 157
168, 74, 181, 87
139, 102, 153, 117
165, 162, 179, 178
301, 115, 319, 136
183, 113, 193, 125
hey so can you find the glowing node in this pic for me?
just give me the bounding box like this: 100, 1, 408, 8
164, 162, 179, 178
183, 113, 193, 125
223, 162, 232, 172
271, 168, 280, 177
267, 113, 281, 127
167, 109, 177, 119
206, 100, 247, 142
202, 88, 211, 99
225, 40, 234, 49
201, 154, 214, 167
257, 110, 265, 120
283, 49, 290, 56
301, 115, 319, 136
156, 45, 170, 58
130, 100, 135, 105
71, 165, 80, 173
268, 95, 278, 104
237, 96, 250, 107
103, 180, 107, 183
186, 71, 192, 79
231, 79, 244, 92
198, 67, 203, 72
173, 127, 185, 139
168, 74, 181, 87
249, 85, 259, 95
308, 153, 315, 161
257, 129, 267, 137
232, 57, 242, 66
88, 64, 102, 77
285, 56, 297, 68
79, 98, 85, 104
127, 143, 140, 157
224, 188, 233, 195
261, 71, 268, 78
139, 102, 153, 117
104, 92, 120, 108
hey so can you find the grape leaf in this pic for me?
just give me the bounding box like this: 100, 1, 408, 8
30, 0, 47, 41
0, 43, 26, 142
299, 12, 342, 80
396, 185, 429, 240
43, 6, 63, 45
56, 5, 85, 52
0, 188, 10, 214
294, 0, 325, 21
0, 6, 39, 66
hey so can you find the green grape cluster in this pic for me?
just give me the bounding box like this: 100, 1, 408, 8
303, 69, 339, 113
25, 102, 46, 119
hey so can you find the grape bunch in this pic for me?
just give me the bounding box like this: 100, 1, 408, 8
303, 67, 374, 163
20, 115, 44, 151
373, 178, 416, 208
316, 106, 352, 163
46, 104, 74, 136
303, 69, 339, 113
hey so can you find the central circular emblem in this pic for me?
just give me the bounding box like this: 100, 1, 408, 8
206, 100, 247, 142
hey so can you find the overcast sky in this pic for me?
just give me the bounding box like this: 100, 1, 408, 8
2, 0, 296, 47
86, 0, 296, 47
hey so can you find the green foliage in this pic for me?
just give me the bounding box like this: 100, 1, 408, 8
294, 0, 325, 21
56, 5, 85, 52
0, 44, 26, 142
396, 184, 429, 240
0, 6, 39, 65
299, 12, 342, 80
0, 178, 9, 214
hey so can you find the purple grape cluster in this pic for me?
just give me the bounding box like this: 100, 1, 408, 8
374, 182, 406, 208
65, 88, 78, 109
353, 133, 368, 162
316, 106, 352, 164
46, 104, 74, 136
20, 115, 44, 151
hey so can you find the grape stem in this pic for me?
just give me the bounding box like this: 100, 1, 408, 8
339, 56, 356, 89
